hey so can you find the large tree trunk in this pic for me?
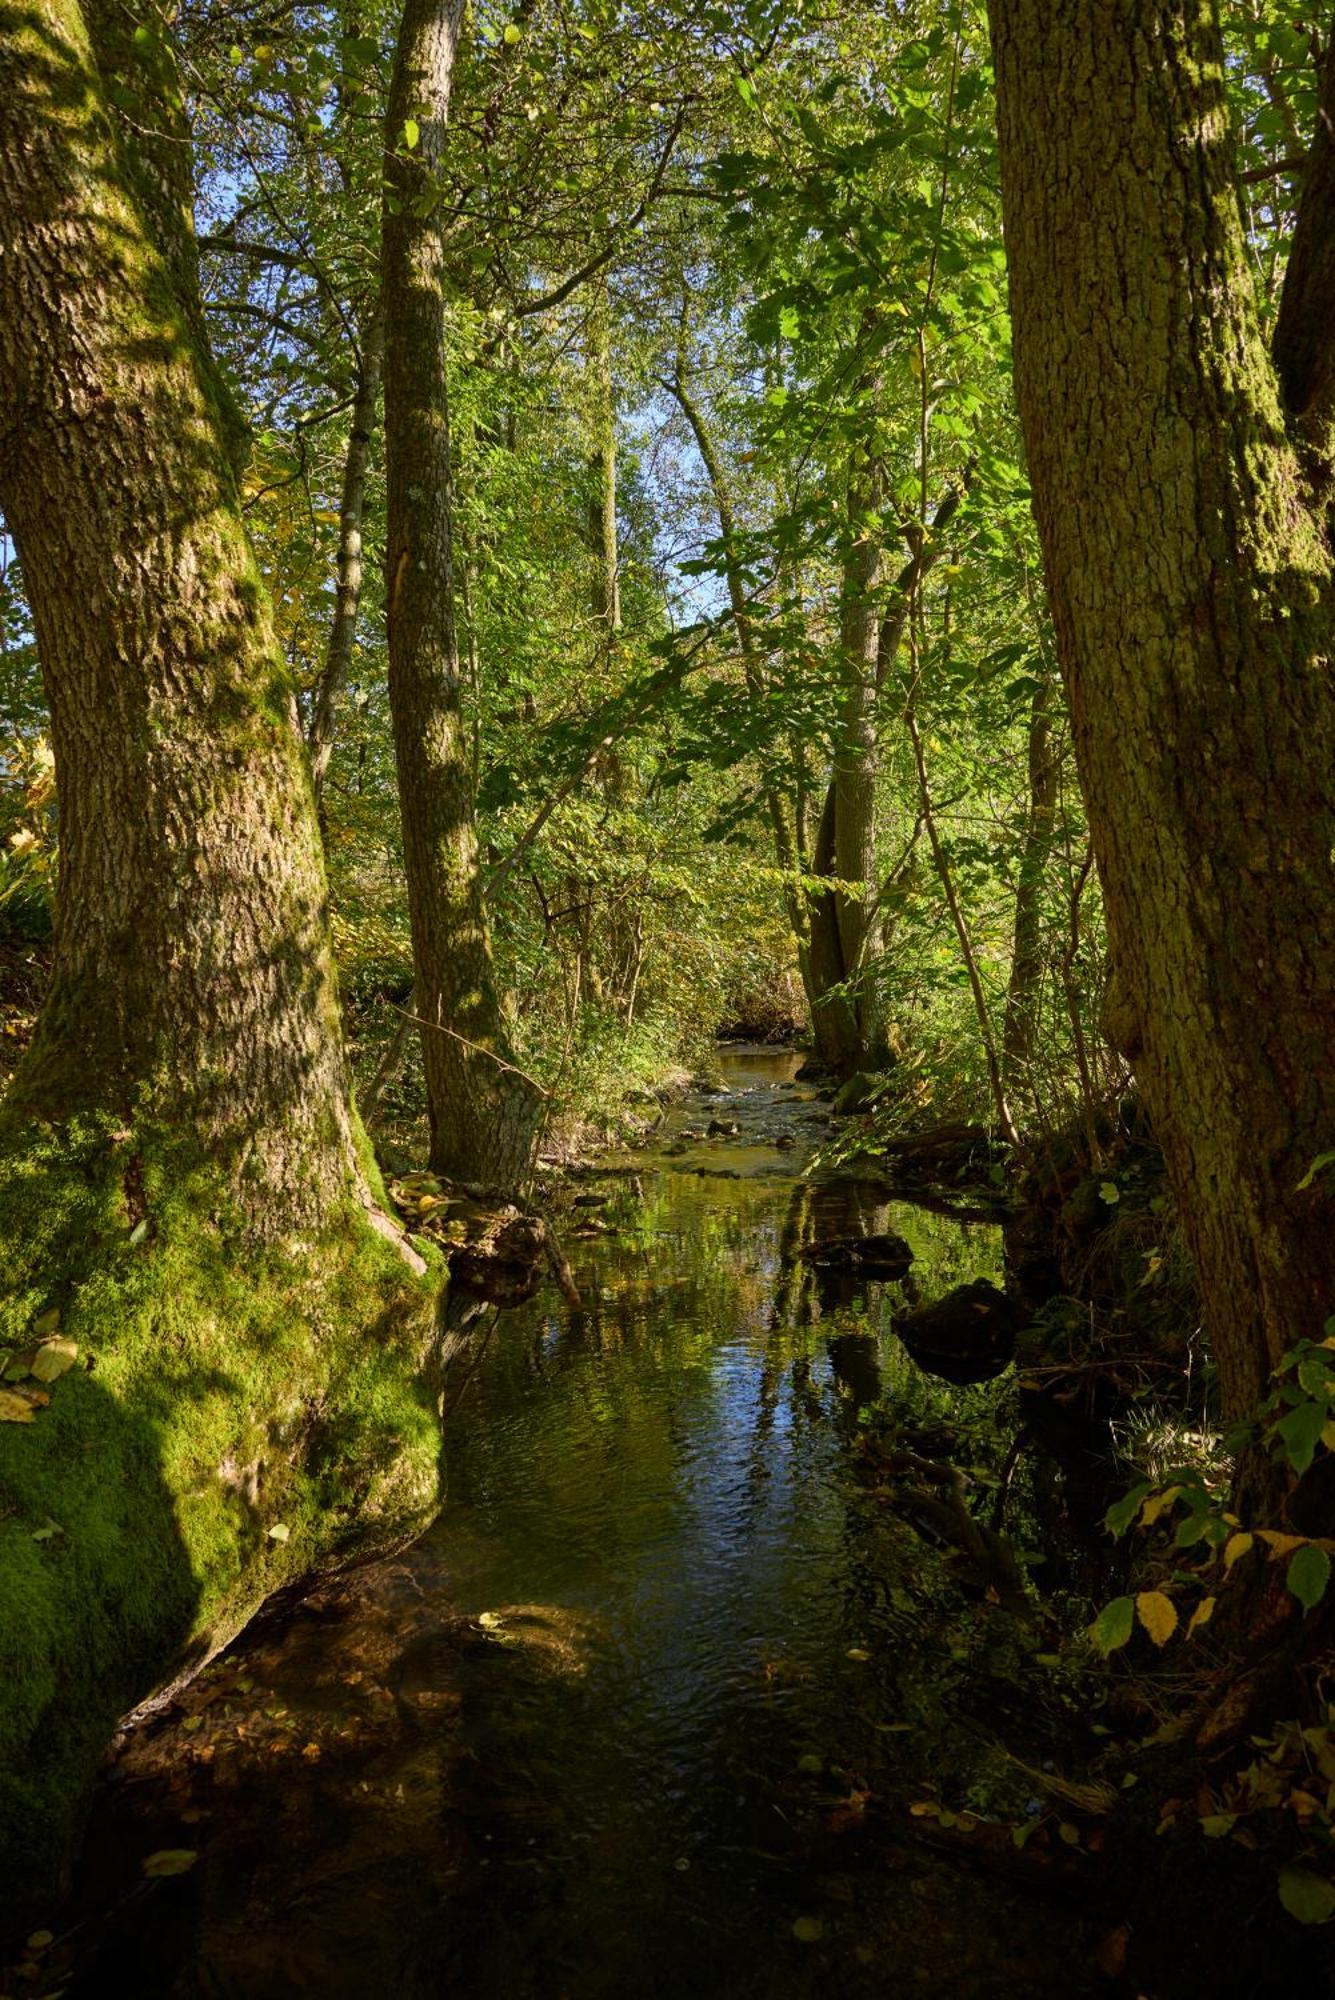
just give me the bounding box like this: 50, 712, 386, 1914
0, 0, 438, 1917
381, 0, 542, 1188
988, 0, 1335, 1423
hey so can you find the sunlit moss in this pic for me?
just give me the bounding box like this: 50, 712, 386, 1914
0, 1111, 444, 1920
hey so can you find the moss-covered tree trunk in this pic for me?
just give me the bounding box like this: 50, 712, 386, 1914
381, 0, 542, 1189
0, 0, 440, 1920
988, 0, 1335, 1422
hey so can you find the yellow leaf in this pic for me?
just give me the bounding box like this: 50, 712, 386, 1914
1256, 1531, 1306, 1558
1187, 1596, 1216, 1636
1136, 1591, 1178, 1646
1223, 1532, 1254, 1572
29, 1336, 77, 1384
1322, 1421, 1335, 1452
1140, 1485, 1183, 1527
0, 1388, 35, 1423
267, 1522, 290, 1543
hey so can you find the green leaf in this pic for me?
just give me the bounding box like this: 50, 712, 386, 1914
1295, 1150, 1335, 1192
1278, 1867, 1335, 1925
503, 20, 521, 42
1274, 1398, 1326, 1476
1286, 1544, 1331, 1615
1089, 1596, 1135, 1655
1098, 1181, 1120, 1205
402, 117, 420, 149
1105, 1482, 1153, 1538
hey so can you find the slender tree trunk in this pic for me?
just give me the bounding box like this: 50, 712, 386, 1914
1001, 667, 1057, 1108
587, 276, 621, 640
906, 702, 1018, 1145
830, 461, 884, 1065
309, 293, 385, 811
989, 0, 1335, 1422
381, 0, 541, 1188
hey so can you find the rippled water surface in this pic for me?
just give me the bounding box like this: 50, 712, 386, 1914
52, 1048, 1102, 1998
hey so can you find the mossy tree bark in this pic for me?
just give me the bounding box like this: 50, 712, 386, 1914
382, 0, 542, 1189
988, 0, 1335, 1423
0, 0, 439, 1917
0, 0, 409, 1236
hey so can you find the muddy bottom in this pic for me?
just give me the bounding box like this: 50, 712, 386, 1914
31, 1048, 1109, 1998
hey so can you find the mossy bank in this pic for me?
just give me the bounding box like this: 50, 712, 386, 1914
0, 1115, 446, 1931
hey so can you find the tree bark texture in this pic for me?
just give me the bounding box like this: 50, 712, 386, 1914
0, 0, 374, 1230
382, 0, 541, 1188
989, 0, 1335, 1420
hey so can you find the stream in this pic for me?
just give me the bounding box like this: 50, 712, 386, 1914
47, 1047, 1107, 1997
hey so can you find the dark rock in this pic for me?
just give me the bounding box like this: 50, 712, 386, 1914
831, 1070, 881, 1117
895, 1280, 1022, 1385
572, 1192, 608, 1207
794, 1057, 834, 1083
707, 1118, 741, 1138
800, 1231, 914, 1279
775, 1134, 797, 1151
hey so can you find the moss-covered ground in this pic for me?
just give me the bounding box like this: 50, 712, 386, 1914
0, 1113, 444, 1927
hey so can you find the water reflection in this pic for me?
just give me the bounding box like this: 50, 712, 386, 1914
51, 1048, 1098, 1999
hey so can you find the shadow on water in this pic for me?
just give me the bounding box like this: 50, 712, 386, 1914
42, 1048, 1104, 1998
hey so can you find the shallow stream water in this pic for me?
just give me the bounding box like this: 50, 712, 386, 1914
46, 1047, 1105, 1997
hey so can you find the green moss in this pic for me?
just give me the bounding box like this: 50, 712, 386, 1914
0, 1113, 445, 1925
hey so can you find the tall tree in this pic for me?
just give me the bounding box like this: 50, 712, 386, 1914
987, 0, 1335, 1425
0, 0, 434, 1913
381, 0, 542, 1188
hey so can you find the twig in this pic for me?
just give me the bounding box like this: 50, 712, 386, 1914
388, 1002, 550, 1097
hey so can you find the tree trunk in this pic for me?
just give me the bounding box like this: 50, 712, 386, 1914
381, 0, 542, 1188
587, 276, 622, 640
309, 293, 385, 812
1001, 667, 1057, 1110
0, 0, 385, 1231
0, 0, 437, 1917
988, 0, 1335, 1422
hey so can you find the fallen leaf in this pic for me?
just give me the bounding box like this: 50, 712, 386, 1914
0, 1388, 36, 1423
29, 1337, 77, 1384
1278, 1866, 1335, 1925
267, 1522, 290, 1543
